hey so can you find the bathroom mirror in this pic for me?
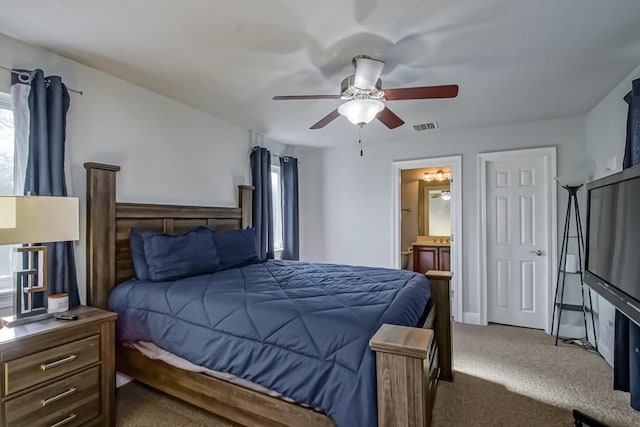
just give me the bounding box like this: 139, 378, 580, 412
418, 181, 451, 236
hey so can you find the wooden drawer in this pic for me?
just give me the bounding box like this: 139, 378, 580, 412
4, 335, 100, 396
4, 366, 100, 426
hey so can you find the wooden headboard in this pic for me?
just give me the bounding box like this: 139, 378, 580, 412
84, 162, 253, 309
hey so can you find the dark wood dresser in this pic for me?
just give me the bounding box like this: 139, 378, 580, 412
0, 306, 116, 426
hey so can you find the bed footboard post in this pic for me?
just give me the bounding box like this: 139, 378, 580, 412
370, 324, 434, 427
84, 162, 120, 309
426, 270, 453, 382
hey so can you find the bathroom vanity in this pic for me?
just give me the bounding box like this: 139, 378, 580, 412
413, 174, 451, 274
401, 167, 453, 273
413, 238, 450, 274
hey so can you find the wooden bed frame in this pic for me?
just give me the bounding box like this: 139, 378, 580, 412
84, 162, 453, 427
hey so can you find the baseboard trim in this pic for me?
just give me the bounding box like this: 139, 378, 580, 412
597, 339, 614, 367
116, 372, 132, 388
462, 312, 481, 325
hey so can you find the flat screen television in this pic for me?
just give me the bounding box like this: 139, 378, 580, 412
585, 164, 640, 326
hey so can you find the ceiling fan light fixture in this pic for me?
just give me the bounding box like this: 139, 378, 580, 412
338, 99, 385, 127
441, 190, 451, 201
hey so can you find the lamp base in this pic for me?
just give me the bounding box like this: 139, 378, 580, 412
1, 310, 55, 327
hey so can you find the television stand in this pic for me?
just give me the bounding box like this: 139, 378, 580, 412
573, 409, 608, 427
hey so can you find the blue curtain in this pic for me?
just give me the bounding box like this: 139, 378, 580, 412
614, 77, 640, 410
11, 69, 79, 306
280, 156, 299, 260
250, 146, 274, 260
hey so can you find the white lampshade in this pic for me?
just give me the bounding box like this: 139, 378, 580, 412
555, 158, 596, 186
338, 99, 385, 126
0, 196, 79, 245
0, 197, 16, 229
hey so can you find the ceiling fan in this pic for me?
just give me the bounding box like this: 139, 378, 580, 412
431, 190, 452, 201
273, 55, 459, 130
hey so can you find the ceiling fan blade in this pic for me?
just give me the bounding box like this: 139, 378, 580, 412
310, 109, 341, 129
384, 85, 459, 101
354, 56, 385, 90
273, 95, 341, 100
377, 107, 404, 129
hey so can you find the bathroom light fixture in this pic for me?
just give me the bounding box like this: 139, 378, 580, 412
337, 98, 385, 127
423, 170, 451, 182
441, 191, 451, 201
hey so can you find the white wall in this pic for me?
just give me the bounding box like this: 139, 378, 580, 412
585, 63, 640, 365
0, 33, 260, 305
299, 116, 588, 322
293, 146, 326, 262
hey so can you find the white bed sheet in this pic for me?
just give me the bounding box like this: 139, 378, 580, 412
126, 341, 312, 407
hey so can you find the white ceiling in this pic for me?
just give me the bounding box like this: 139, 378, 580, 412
1, 0, 639, 147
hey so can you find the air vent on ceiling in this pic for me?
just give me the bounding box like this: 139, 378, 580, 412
412, 122, 439, 132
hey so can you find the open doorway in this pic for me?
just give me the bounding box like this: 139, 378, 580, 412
392, 156, 463, 322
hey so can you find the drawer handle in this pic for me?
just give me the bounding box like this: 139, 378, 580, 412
40, 354, 77, 371
41, 387, 77, 407
49, 413, 77, 427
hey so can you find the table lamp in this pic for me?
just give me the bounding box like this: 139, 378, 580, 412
0, 196, 79, 326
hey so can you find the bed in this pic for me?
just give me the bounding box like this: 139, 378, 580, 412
84, 162, 453, 427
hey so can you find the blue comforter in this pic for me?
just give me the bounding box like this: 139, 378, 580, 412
109, 260, 430, 426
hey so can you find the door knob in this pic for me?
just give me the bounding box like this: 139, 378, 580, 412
530, 250, 543, 256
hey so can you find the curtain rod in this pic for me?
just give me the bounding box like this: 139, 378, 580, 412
252, 146, 296, 161
0, 65, 83, 95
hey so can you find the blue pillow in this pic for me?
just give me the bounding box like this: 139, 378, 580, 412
130, 228, 151, 281
213, 228, 261, 270
141, 226, 219, 281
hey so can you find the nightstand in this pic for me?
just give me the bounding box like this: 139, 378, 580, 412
0, 306, 116, 426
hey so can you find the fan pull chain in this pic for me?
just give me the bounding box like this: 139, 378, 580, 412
358, 127, 364, 157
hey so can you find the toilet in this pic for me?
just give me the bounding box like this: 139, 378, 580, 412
401, 249, 412, 270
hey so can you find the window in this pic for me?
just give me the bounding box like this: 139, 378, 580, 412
0, 93, 15, 291
271, 164, 283, 252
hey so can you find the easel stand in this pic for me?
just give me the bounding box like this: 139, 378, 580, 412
573, 409, 609, 427
553, 186, 607, 427
551, 185, 597, 348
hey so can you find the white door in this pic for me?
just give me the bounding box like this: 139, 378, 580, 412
485, 150, 552, 329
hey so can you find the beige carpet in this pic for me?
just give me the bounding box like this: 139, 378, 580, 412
432, 323, 640, 427
117, 323, 640, 426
